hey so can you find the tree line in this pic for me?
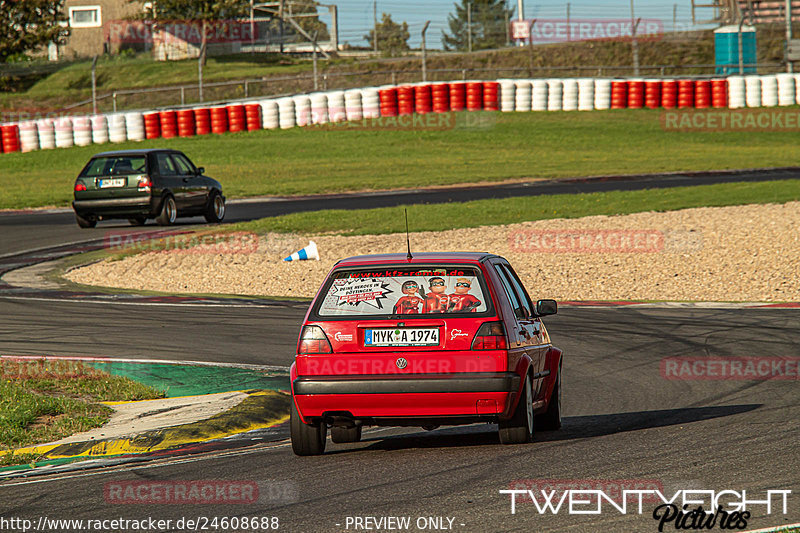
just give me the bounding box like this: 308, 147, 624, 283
0, 0, 514, 63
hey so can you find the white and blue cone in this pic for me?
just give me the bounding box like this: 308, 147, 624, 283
284, 240, 319, 261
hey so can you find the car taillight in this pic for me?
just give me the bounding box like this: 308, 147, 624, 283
74, 182, 87, 191
137, 176, 152, 190
298, 325, 333, 354
471, 322, 508, 350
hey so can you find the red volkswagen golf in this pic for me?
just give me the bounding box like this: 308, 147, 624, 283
290, 252, 563, 455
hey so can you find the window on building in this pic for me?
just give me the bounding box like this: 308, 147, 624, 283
69, 6, 102, 28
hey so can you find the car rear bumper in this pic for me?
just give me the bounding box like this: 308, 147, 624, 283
293, 372, 520, 419
73, 196, 155, 217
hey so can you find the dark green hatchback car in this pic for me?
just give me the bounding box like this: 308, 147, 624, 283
72, 148, 225, 228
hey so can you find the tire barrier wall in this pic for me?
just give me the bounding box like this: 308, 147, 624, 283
7, 75, 800, 155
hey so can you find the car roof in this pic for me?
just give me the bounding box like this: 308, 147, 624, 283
91, 148, 180, 157
334, 252, 500, 268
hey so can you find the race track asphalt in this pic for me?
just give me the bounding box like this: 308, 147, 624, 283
0, 170, 798, 532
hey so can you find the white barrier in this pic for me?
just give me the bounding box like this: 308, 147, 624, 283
546, 79, 563, 111
72, 116, 93, 146
108, 114, 127, 143
776, 73, 795, 106
744, 76, 762, 108
327, 90, 347, 123
727, 76, 746, 109
310, 93, 329, 124
260, 100, 280, 129
124, 111, 145, 141
514, 80, 532, 112
278, 97, 296, 129
91, 115, 109, 144
499, 80, 516, 112
54, 117, 74, 149
760, 75, 778, 107
293, 95, 312, 127
36, 119, 56, 149
578, 78, 595, 111
532, 79, 548, 111
562, 79, 579, 111
594, 79, 612, 110
344, 89, 363, 121
18, 121, 39, 153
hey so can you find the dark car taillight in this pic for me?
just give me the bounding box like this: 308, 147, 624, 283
137, 176, 152, 190
472, 322, 508, 350
74, 182, 87, 191
298, 325, 333, 354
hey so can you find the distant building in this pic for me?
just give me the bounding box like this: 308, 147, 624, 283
60, 0, 143, 58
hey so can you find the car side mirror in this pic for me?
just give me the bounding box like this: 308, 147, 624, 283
536, 299, 557, 316
196, 167, 205, 175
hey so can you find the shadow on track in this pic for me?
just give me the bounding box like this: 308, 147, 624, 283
340, 404, 761, 453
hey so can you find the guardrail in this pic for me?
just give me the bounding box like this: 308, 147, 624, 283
55, 63, 783, 114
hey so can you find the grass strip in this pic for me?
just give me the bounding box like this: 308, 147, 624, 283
226, 179, 800, 236
0, 358, 165, 465
3, 110, 800, 209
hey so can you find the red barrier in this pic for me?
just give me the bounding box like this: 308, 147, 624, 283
694, 80, 712, 109
677, 80, 695, 109
1, 124, 19, 153
194, 108, 211, 135
414, 85, 432, 115
483, 81, 500, 111
431, 83, 450, 113
627, 80, 645, 109
159, 111, 178, 139
711, 79, 728, 108
397, 86, 414, 116
227, 105, 246, 133
143, 112, 161, 139
661, 80, 678, 109
450, 82, 467, 111
379, 88, 398, 117
611, 81, 628, 109
245, 103, 262, 131
210, 107, 228, 134
645, 81, 661, 109
176, 109, 195, 137
466, 82, 483, 111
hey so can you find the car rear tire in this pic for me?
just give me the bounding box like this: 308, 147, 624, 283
330, 426, 362, 443
128, 216, 147, 226
75, 213, 97, 228
204, 191, 225, 224
290, 399, 326, 456
155, 195, 177, 226
536, 366, 562, 431
499, 374, 534, 444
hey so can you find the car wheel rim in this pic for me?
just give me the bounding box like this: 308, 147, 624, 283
526, 378, 533, 434
214, 196, 224, 219
167, 199, 176, 223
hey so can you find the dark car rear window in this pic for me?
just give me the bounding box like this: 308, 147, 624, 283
80, 156, 146, 177
313, 265, 493, 318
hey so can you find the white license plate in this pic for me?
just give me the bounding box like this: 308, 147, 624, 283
364, 328, 439, 347
99, 178, 126, 188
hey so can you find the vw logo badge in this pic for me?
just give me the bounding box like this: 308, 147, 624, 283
395, 357, 408, 370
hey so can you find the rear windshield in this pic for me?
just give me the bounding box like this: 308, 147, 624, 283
314, 266, 492, 318
80, 156, 146, 177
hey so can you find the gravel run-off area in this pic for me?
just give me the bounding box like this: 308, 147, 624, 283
65, 202, 800, 302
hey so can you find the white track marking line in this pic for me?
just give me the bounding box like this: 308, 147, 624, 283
742, 523, 800, 533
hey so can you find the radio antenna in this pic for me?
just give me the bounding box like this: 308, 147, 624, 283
405, 208, 413, 261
